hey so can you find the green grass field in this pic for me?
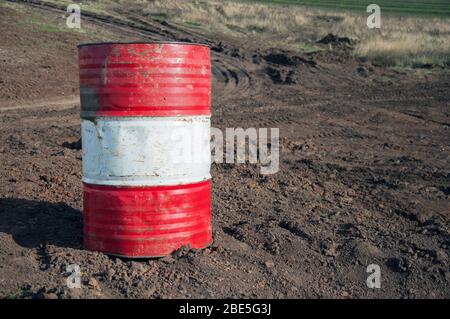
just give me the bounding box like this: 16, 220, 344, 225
248, 0, 450, 17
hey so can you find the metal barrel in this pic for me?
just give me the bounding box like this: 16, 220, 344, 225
78, 42, 212, 257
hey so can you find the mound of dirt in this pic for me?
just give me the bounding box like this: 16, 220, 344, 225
257, 50, 317, 84
62, 139, 81, 150
317, 33, 353, 46
262, 51, 316, 67
264, 67, 296, 84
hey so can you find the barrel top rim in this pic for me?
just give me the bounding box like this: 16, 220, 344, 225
77, 41, 210, 48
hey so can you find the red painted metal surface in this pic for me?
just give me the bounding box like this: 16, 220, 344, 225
78, 42, 211, 118
83, 180, 212, 257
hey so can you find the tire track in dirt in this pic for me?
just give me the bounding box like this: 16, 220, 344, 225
0, 96, 79, 112
7, 0, 258, 103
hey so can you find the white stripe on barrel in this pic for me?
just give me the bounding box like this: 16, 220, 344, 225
82, 116, 211, 186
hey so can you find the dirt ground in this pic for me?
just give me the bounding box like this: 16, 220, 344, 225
0, 1, 449, 299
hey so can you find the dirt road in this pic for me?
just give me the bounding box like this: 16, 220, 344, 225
0, 1, 449, 298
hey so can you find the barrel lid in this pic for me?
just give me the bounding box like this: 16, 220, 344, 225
77, 41, 210, 48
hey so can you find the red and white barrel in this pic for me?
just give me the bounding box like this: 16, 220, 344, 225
78, 42, 212, 257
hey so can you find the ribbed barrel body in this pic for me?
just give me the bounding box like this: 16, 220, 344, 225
79, 42, 212, 257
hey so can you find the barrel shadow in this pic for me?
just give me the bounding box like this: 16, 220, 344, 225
0, 198, 83, 249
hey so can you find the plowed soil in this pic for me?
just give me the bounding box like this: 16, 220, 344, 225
0, 1, 449, 299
